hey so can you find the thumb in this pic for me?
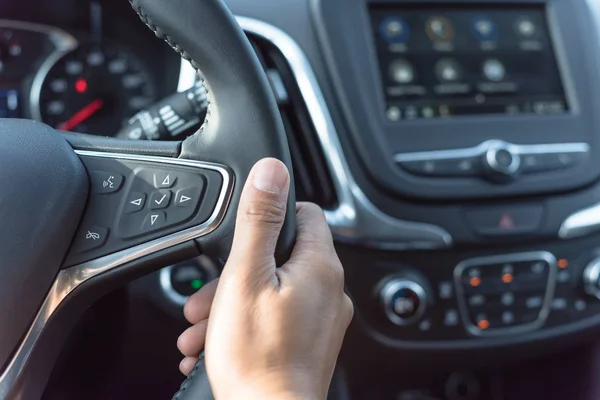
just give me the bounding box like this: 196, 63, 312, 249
228, 158, 290, 274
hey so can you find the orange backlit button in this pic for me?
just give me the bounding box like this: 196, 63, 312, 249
469, 276, 481, 287
502, 273, 514, 284
477, 319, 490, 330
558, 259, 569, 269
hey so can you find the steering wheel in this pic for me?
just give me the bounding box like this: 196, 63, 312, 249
0, 0, 296, 398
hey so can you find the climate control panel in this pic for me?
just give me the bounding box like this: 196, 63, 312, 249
348, 236, 600, 345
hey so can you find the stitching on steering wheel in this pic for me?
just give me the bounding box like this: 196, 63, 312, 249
128, 0, 211, 134
172, 352, 207, 400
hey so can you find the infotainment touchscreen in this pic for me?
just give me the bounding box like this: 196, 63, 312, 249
370, 4, 568, 120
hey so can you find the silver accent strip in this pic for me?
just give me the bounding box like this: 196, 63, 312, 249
394, 140, 590, 163
0, 20, 77, 52
379, 279, 427, 327
583, 257, 600, 300
226, 17, 450, 249
160, 266, 194, 306
454, 252, 557, 337
0, 151, 233, 399
559, 203, 600, 239
26, 23, 79, 122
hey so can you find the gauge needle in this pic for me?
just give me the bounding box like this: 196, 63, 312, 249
57, 99, 104, 131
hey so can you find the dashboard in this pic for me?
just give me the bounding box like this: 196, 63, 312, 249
6, 0, 600, 399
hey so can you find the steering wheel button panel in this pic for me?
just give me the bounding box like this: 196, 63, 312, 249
63, 154, 225, 268
90, 171, 124, 194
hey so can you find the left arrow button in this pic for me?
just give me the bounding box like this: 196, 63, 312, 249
125, 191, 147, 213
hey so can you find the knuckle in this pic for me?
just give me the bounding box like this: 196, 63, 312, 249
343, 294, 355, 323
244, 199, 286, 226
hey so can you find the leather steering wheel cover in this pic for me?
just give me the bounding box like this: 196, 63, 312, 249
129, 0, 296, 265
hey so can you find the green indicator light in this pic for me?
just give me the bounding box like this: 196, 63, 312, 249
190, 279, 204, 290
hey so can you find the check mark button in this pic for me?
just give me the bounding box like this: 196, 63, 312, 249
149, 190, 172, 210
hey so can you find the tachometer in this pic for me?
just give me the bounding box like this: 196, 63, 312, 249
31, 43, 158, 134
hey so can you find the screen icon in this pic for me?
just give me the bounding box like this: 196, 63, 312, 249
426, 16, 454, 43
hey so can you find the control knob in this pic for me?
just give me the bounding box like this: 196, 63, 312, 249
380, 279, 427, 326
482, 142, 521, 180
583, 257, 600, 299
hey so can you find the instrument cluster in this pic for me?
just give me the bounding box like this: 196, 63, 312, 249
0, 12, 169, 136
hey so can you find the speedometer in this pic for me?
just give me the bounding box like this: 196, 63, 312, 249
31, 43, 158, 134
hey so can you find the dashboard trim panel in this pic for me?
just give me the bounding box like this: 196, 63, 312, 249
0, 151, 233, 399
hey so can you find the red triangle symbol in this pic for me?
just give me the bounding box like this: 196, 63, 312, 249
498, 213, 516, 230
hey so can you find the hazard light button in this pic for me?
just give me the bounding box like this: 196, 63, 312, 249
464, 205, 545, 237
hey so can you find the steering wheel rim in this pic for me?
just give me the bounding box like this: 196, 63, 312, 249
0, 0, 296, 398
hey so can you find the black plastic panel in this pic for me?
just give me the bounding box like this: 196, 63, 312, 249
341, 233, 600, 349
63, 156, 222, 268
313, 0, 600, 200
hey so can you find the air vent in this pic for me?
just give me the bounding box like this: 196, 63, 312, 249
248, 35, 337, 209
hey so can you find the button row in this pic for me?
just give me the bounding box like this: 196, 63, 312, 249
455, 253, 555, 334
394, 140, 589, 181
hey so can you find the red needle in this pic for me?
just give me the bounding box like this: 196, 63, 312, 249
57, 99, 103, 131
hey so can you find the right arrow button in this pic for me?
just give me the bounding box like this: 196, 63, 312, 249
175, 187, 202, 208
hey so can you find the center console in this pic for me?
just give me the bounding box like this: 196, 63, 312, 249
312, 0, 600, 360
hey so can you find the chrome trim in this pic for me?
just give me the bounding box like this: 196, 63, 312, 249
379, 279, 427, 327
454, 252, 557, 337
222, 17, 449, 249
559, 203, 600, 239
0, 20, 77, 52
26, 23, 79, 122
161, 266, 193, 306
0, 151, 233, 399
583, 257, 600, 300
160, 256, 220, 306
485, 143, 520, 176
394, 140, 590, 163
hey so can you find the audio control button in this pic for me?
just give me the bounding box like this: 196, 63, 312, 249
483, 144, 520, 178
399, 156, 480, 177
380, 279, 427, 326
91, 171, 124, 194
522, 151, 587, 173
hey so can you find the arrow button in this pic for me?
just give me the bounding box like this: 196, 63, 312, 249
155, 172, 177, 188
125, 191, 147, 213
142, 212, 166, 232
175, 187, 202, 208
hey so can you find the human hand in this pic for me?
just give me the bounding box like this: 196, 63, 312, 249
177, 158, 353, 400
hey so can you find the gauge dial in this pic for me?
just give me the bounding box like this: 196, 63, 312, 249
32, 43, 158, 134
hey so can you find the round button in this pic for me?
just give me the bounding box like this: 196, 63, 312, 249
426, 16, 454, 43
516, 17, 537, 38
435, 58, 462, 82
583, 257, 600, 299
484, 144, 520, 176
472, 17, 497, 41
379, 17, 410, 44
389, 59, 415, 84
380, 279, 427, 326
482, 59, 506, 82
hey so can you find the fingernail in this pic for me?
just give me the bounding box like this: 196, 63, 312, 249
252, 158, 288, 193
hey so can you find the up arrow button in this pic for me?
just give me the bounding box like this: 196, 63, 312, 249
155, 172, 176, 188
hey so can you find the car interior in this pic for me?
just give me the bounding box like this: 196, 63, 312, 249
2, 0, 600, 399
